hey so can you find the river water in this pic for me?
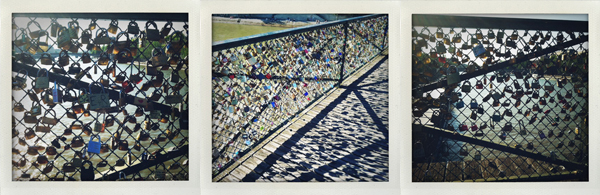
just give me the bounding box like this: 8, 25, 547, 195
434, 73, 587, 162
12, 56, 189, 180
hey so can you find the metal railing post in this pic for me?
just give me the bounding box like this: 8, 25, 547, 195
339, 22, 349, 86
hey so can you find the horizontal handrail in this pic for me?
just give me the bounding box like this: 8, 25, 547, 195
413, 14, 588, 32
13, 13, 188, 21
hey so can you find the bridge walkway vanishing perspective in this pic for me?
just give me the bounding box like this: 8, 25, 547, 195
214, 52, 389, 182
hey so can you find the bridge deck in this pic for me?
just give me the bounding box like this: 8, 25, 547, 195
215, 53, 389, 182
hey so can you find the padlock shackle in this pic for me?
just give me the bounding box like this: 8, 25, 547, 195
116, 31, 130, 42
17, 69, 29, 78
145, 20, 158, 30
95, 27, 109, 37
90, 134, 101, 142
88, 81, 106, 94
43, 107, 57, 118
26, 20, 43, 33
110, 19, 118, 26
128, 21, 138, 27
82, 29, 91, 35
170, 31, 185, 42
37, 68, 49, 77
15, 28, 28, 40
68, 20, 79, 28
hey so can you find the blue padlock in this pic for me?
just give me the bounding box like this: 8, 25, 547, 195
456, 100, 464, 109
539, 131, 546, 139
470, 99, 478, 109
473, 42, 486, 57
492, 110, 501, 122
87, 135, 101, 154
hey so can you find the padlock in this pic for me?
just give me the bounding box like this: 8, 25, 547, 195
539, 97, 547, 105
88, 135, 102, 154
105, 19, 119, 34
127, 21, 140, 34
461, 81, 472, 93
161, 21, 173, 37
71, 136, 85, 148
145, 21, 161, 41
27, 20, 47, 39
68, 63, 82, 75
459, 124, 468, 131
98, 52, 110, 65
502, 123, 512, 132
113, 32, 131, 54
470, 112, 477, 120
435, 41, 446, 54
492, 110, 502, 122
93, 28, 111, 44
532, 91, 539, 99
150, 48, 168, 67
538, 131, 546, 139
93, 119, 104, 133
470, 80, 482, 91
14, 28, 31, 48
35, 68, 49, 89
469, 99, 478, 109
40, 53, 53, 65
80, 160, 95, 181
473, 42, 485, 57
40, 109, 58, 125
114, 158, 126, 167
88, 82, 110, 110
115, 49, 133, 63
168, 31, 185, 53
455, 99, 464, 109
470, 123, 478, 131
119, 140, 129, 151
446, 65, 460, 85
62, 162, 76, 173
435, 27, 444, 38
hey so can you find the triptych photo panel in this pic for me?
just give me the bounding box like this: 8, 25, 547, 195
3, 1, 598, 195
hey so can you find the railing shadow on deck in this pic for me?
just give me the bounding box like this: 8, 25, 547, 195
235, 55, 389, 182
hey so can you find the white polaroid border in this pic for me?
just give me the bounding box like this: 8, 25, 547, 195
200, 1, 400, 195
0, 0, 200, 195
400, 1, 600, 195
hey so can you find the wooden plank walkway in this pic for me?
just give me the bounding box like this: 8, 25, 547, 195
214, 52, 389, 182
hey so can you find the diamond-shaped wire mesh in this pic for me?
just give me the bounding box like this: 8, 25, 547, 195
11, 14, 189, 181
411, 15, 588, 182
212, 15, 388, 176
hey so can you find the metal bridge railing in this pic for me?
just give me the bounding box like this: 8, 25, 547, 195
411, 15, 588, 182
11, 13, 189, 181
212, 14, 388, 177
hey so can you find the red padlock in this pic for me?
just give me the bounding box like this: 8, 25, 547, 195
459, 124, 468, 131
475, 80, 484, 89
471, 124, 478, 131
123, 81, 134, 93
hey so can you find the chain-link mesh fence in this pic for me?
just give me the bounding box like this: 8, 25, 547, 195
11, 13, 189, 181
212, 14, 388, 177
411, 15, 588, 182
